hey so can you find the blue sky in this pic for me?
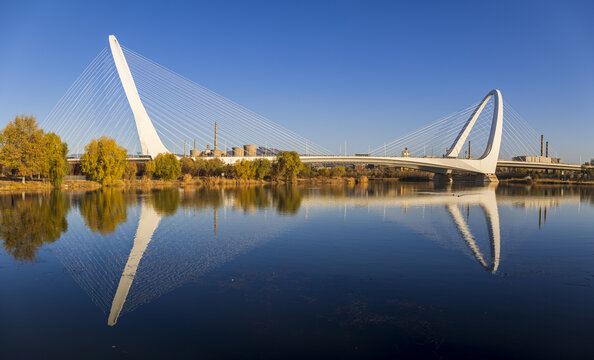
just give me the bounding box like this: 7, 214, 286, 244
0, 0, 593, 162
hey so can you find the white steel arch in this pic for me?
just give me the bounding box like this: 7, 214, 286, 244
109, 35, 169, 158
446, 89, 503, 167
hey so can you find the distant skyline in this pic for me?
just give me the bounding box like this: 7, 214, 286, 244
1, 0, 593, 162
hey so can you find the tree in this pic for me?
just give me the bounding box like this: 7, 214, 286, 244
275, 151, 303, 180
234, 159, 256, 179
124, 161, 137, 180
254, 158, 272, 179
144, 160, 156, 178
153, 153, 181, 180
0, 115, 44, 183
180, 157, 195, 175
42, 132, 69, 187
80, 137, 127, 186
330, 165, 346, 177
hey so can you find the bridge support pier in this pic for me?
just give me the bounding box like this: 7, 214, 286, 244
433, 173, 453, 183
476, 174, 499, 183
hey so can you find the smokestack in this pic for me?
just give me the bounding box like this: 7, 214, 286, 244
194, 139, 196, 151
468, 141, 471, 159
540, 135, 544, 156
546, 141, 549, 158
214, 122, 218, 150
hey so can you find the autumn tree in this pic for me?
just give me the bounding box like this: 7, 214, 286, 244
0, 115, 44, 183
80, 137, 127, 186
42, 132, 69, 187
234, 159, 256, 179
153, 153, 181, 180
330, 165, 346, 177
274, 151, 303, 180
180, 157, 195, 175
253, 158, 272, 179
124, 161, 137, 180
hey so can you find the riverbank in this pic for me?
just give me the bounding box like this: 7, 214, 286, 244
1, 175, 591, 193
499, 177, 594, 185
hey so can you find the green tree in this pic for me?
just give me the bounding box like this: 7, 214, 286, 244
153, 153, 181, 180
0, 115, 44, 183
275, 151, 303, 180
42, 132, 69, 187
80, 137, 127, 186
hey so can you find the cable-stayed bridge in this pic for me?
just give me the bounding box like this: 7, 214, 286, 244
40, 35, 588, 181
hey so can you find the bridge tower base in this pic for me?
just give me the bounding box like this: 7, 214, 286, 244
477, 174, 499, 183
433, 173, 453, 183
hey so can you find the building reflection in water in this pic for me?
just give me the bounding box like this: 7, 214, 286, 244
0, 183, 588, 326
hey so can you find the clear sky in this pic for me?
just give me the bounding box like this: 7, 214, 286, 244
1, 0, 593, 162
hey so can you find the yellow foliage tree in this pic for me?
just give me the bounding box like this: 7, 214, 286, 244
0, 115, 44, 182
80, 137, 127, 186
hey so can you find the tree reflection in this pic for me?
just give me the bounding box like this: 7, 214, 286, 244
272, 185, 303, 215
150, 188, 181, 216
233, 187, 271, 213
78, 189, 134, 235
0, 191, 70, 261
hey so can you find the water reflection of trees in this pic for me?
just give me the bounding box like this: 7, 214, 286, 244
271, 185, 304, 215
232, 187, 271, 213
0, 191, 69, 261
150, 188, 180, 216
78, 189, 136, 235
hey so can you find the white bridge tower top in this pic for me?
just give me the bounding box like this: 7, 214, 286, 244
109, 35, 169, 158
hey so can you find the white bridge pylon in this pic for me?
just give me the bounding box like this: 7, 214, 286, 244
109, 35, 169, 158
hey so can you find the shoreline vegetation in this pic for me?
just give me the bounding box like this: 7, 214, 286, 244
1, 175, 592, 194
1, 115, 592, 193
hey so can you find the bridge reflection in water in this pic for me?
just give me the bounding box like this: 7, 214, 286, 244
47, 184, 580, 326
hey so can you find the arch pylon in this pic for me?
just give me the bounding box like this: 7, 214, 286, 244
109, 35, 169, 158
445, 89, 503, 174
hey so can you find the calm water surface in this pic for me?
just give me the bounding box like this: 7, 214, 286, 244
0, 183, 593, 359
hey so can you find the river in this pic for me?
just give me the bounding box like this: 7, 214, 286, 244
0, 182, 592, 359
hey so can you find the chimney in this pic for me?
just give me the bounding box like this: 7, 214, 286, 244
540, 135, 544, 157
468, 141, 471, 159
194, 139, 196, 151
546, 141, 549, 158
214, 122, 218, 150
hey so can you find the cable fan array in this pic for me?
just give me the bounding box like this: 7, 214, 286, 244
41, 46, 331, 156
371, 97, 554, 160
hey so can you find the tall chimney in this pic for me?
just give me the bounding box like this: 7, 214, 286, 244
546, 141, 549, 158
540, 135, 544, 157
194, 139, 196, 151
468, 141, 471, 159
214, 122, 218, 150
